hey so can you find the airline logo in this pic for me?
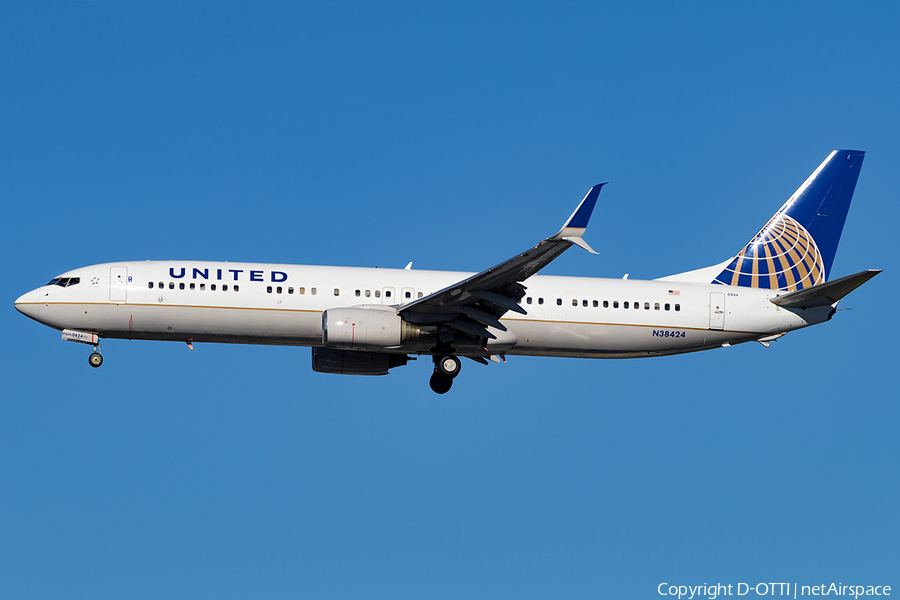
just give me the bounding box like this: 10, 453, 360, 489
168, 266, 288, 282
713, 213, 825, 291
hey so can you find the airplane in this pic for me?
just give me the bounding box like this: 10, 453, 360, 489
15, 150, 880, 394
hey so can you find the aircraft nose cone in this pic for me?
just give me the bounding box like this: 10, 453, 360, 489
14, 288, 41, 321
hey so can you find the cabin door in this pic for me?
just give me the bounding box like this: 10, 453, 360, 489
709, 292, 725, 330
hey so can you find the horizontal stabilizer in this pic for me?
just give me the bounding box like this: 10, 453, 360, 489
770, 269, 881, 309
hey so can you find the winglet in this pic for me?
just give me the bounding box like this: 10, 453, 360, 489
551, 183, 605, 253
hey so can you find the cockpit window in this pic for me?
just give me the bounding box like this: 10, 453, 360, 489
46, 277, 81, 287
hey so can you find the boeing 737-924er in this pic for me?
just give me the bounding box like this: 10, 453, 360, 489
16, 150, 880, 393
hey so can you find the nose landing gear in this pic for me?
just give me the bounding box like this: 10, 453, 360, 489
430, 354, 461, 394
89, 341, 103, 368
61, 330, 104, 368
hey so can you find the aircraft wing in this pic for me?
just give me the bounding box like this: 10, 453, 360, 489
398, 184, 605, 339
769, 269, 881, 309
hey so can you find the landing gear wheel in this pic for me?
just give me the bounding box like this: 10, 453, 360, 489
88, 352, 103, 368
429, 372, 453, 394
436, 355, 461, 379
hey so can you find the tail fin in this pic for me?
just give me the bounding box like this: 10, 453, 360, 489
661, 150, 865, 291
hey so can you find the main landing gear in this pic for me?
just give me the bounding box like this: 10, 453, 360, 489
429, 354, 461, 394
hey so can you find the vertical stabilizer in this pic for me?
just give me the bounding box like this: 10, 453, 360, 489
660, 150, 865, 291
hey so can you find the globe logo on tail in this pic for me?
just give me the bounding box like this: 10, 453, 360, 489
713, 213, 825, 291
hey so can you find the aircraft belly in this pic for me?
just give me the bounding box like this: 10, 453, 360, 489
505, 319, 756, 358
42, 302, 323, 345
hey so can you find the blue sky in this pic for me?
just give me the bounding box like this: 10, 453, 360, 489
2, 3, 897, 598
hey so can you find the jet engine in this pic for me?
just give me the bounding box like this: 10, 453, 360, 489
322, 307, 421, 350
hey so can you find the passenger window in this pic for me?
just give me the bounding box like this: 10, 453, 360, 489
583, 299, 588, 307
288, 287, 294, 294
311, 288, 317, 295
365, 290, 371, 297
355, 290, 361, 297
267, 286, 272, 293
644, 302, 650, 310
375, 290, 381, 298
223, 284, 229, 291
418, 292, 423, 298
169, 282, 175, 290
572, 299, 577, 307
624, 301, 629, 309
385, 290, 392, 298
665, 303, 670, 311
190, 283, 195, 290
634, 302, 640, 310
148, 282, 154, 289
593, 300, 598, 307
557, 298, 562, 306
527, 297, 532, 305
200, 283, 206, 291
675, 304, 681, 311
299, 287, 305, 295
276, 286, 281, 294
334, 288, 340, 296
613, 301, 619, 308
179, 283, 185, 290
234, 285, 239, 292
654, 303, 660, 310
603, 300, 608, 308
211, 284, 216, 291
158, 282, 164, 289
405, 291, 411, 299
538, 298, 544, 305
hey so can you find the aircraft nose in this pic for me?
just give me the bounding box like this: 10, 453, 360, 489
14, 288, 41, 321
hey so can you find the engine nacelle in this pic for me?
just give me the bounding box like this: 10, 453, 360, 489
322, 307, 421, 350
311, 347, 410, 376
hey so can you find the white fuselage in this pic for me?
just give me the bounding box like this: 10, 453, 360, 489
15, 261, 832, 358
